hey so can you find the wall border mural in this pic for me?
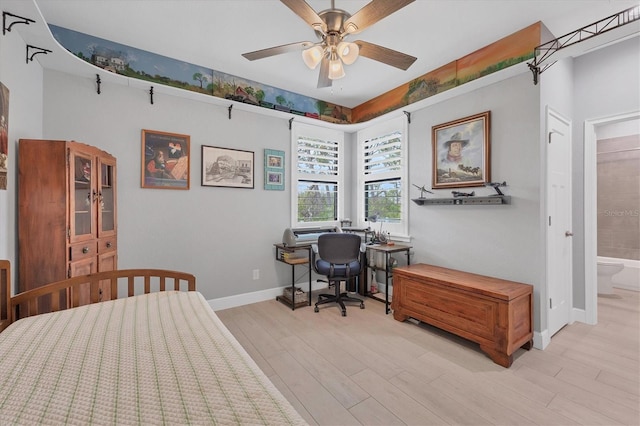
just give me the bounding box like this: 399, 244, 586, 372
49, 22, 545, 125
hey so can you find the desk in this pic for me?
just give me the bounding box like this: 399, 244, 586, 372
274, 244, 312, 310
366, 243, 412, 314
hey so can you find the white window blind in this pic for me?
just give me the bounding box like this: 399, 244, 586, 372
364, 131, 402, 176
357, 116, 408, 238
291, 123, 343, 227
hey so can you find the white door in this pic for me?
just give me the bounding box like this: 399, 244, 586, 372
547, 108, 573, 337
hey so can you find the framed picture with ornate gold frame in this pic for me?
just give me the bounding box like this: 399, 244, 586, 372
432, 111, 490, 189
141, 129, 190, 189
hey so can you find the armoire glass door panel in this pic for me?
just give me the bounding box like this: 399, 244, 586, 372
71, 152, 94, 239
100, 162, 115, 233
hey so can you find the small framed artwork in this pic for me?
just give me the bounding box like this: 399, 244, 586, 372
264, 149, 285, 190
432, 111, 491, 189
201, 145, 254, 189
0, 82, 9, 190
141, 129, 190, 189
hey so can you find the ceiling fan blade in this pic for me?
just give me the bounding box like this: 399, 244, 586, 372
354, 40, 417, 70
242, 41, 315, 61
343, 0, 415, 34
280, 0, 327, 33
317, 55, 332, 88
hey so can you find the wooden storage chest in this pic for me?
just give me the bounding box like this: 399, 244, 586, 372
391, 263, 533, 367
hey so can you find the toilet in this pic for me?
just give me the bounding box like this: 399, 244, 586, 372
597, 261, 625, 295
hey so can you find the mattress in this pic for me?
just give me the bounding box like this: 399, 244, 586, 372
0, 291, 307, 425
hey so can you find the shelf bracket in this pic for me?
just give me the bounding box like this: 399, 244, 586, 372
527, 61, 555, 85
149, 86, 154, 105
228, 104, 233, 119
26, 44, 51, 64
403, 110, 411, 124
96, 74, 101, 95
3, 11, 35, 35
289, 117, 294, 130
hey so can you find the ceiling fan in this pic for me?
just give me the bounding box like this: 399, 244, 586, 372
242, 0, 417, 88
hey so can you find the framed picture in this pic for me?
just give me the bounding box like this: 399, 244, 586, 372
0, 82, 9, 190
264, 149, 285, 190
201, 145, 254, 189
432, 111, 490, 189
141, 129, 190, 189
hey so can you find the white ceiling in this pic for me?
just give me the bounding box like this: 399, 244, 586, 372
26, 0, 640, 108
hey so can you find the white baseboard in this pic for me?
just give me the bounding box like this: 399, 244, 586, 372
572, 307, 587, 324
208, 280, 329, 311
533, 330, 550, 350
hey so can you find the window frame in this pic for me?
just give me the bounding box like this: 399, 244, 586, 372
290, 122, 345, 228
356, 116, 409, 239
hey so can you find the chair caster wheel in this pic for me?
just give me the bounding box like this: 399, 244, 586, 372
341, 310, 346, 317
360, 303, 365, 309
314, 306, 319, 313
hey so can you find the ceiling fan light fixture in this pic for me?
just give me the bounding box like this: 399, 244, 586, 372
328, 54, 345, 80
302, 45, 324, 69
337, 41, 359, 65
344, 22, 358, 34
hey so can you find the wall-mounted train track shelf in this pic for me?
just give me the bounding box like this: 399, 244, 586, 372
412, 181, 511, 205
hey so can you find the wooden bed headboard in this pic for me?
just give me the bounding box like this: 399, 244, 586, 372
0, 260, 10, 333
0, 262, 196, 329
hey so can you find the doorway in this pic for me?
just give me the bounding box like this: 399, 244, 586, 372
584, 111, 640, 325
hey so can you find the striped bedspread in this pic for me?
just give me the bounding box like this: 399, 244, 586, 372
0, 291, 307, 425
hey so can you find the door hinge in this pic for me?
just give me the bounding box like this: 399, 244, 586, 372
68, 228, 71, 237
549, 216, 551, 226
550, 298, 553, 309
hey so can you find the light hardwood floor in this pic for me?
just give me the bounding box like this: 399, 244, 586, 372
216, 288, 640, 425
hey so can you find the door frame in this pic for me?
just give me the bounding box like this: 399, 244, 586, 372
583, 110, 640, 325
545, 106, 573, 346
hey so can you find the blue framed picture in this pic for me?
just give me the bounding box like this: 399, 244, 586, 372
264, 149, 285, 191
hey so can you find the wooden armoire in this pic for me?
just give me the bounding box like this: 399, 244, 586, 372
18, 139, 117, 303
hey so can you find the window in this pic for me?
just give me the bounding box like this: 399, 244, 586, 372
291, 123, 344, 227
357, 116, 408, 238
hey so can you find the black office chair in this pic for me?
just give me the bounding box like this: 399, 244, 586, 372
312, 233, 365, 316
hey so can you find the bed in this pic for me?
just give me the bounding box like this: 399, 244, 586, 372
0, 261, 307, 425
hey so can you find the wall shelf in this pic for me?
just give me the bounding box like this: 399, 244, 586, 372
412, 195, 511, 205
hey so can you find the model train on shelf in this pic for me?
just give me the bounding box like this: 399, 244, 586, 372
223, 94, 320, 119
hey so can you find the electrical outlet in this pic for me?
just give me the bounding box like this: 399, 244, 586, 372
252, 269, 259, 280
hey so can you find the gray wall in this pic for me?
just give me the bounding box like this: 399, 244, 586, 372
0, 20, 44, 270
40, 68, 547, 320
41, 69, 337, 300
407, 72, 544, 329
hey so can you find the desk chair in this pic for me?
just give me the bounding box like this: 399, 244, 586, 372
312, 233, 365, 316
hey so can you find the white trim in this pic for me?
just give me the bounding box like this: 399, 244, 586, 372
208, 280, 349, 311
572, 307, 586, 324
533, 330, 550, 350
290, 122, 345, 228
584, 110, 640, 325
